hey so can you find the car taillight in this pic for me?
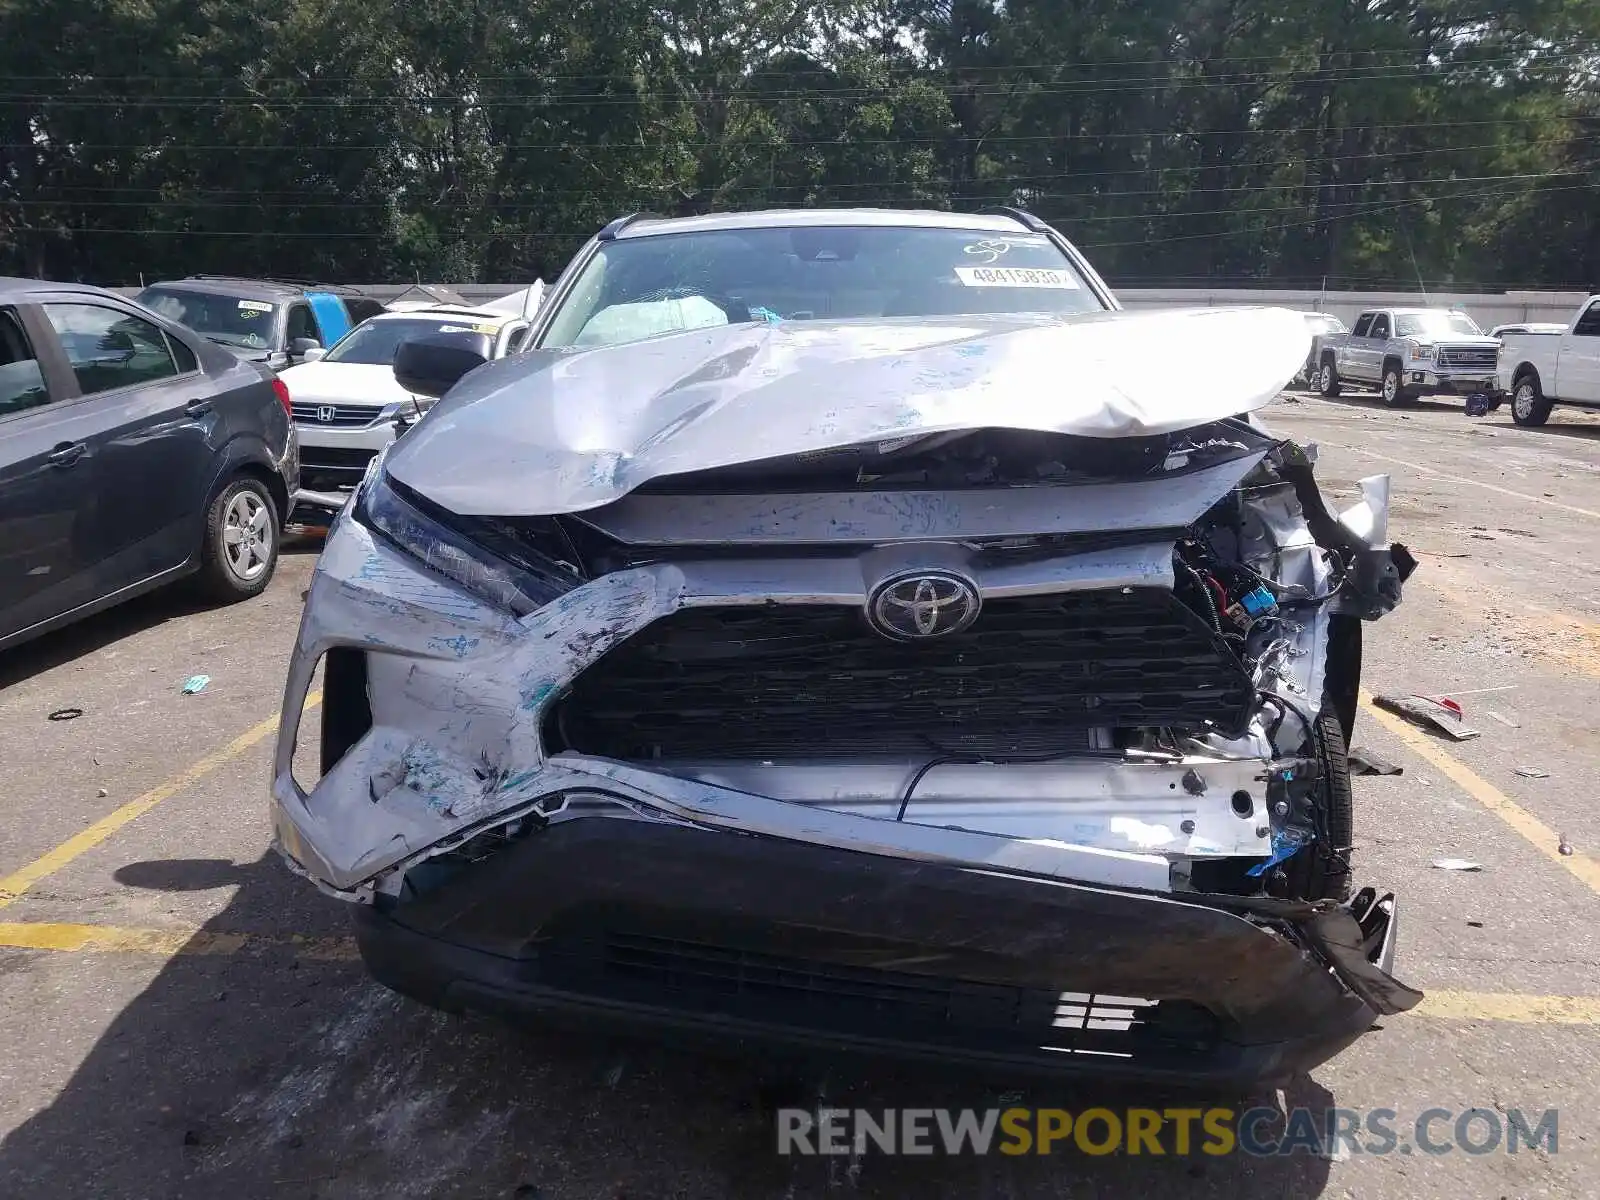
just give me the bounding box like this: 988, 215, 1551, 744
271, 377, 292, 417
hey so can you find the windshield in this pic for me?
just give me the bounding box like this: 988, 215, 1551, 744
1304, 314, 1346, 334
137, 287, 278, 348
1395, 311, 1483, 338
323, 316, 503, 365
540, 225, 1102, 350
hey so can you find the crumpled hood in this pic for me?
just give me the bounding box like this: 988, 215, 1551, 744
279, 361, 420, 408
386, 305, 1310, 516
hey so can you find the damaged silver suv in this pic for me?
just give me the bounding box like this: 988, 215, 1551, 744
271, 208, 1422, 1085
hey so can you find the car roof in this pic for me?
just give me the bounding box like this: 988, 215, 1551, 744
0, 277, 133, 301
141, 277, 309, 299
610, 208, 1039, 239
370, 305, 522, 326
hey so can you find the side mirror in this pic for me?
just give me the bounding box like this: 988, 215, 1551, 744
289, 337, 322, 358
299, 346, 326, 362
393, 333, 490, 398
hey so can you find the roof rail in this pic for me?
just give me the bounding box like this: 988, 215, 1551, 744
982, 206, 1051, 233
596, 212, 664, 241
185, 274, 366, 295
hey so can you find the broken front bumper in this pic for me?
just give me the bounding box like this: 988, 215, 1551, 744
271, 497, 1419, 1081
354, 817, 1413, 1085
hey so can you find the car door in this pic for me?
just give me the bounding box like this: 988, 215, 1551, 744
1345, 313, 1374, 376
303, 293, 351, 352
1360, 312, 1391, 381
1558, 299, 1600, 403
0, 303, 116, 643
40, 299, 221, 593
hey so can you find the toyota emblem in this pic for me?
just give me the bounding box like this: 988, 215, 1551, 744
866, 571, 982, 641
316, 405, 338, 423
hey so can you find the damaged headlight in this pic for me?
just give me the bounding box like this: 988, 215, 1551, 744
359, 468, 580, 616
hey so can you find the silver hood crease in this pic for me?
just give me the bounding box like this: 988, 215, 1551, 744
385, 306, 1312, 514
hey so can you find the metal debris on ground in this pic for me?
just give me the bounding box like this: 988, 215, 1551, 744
1484, 710, 1521, 729
1372, 693, 1481, 740
1514, 766, 1551, 779
1348, 747, 1404, 776
1559, 834, 1575, 857
181, 675, 211, 695
1432, 859, 1484, 872
47, 707, 83, 721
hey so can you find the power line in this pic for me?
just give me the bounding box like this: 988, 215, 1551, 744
7, 53, 1600, 108
9, 42, 1598, 86
7, 170, 1587, 211
4, 115, 1589, 156
14, 177, 1586, 241
11, 137, 1550, 193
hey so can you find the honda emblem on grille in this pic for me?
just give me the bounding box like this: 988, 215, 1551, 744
316, 405, 338, 423
866, 571, 981, 640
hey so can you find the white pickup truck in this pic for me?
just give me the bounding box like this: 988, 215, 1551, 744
1496, 296, 1600, 426
1313, 307, 1501, 406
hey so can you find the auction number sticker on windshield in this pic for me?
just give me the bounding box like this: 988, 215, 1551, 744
237, 299, 274, 312
955, 266, 1078, 288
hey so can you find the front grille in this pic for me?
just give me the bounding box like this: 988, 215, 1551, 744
298, 445, 377, 475
291, 401, 386, 428
548, 588, 1254, 759
1437, 346, 1497, 371
533, 926, 1219, 1056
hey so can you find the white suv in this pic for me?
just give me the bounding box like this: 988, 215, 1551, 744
283, 305, 533, 516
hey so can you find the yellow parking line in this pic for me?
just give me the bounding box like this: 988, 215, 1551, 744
0, 691, 321, 908
0, 921, 358, 961
1415, 991, 1600, 1025
2, 919, 1596, 1026
1361, 695, 1600, 895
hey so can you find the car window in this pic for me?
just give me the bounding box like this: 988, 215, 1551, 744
1368, 314, 1390, 339
0, 308, 49, 417
1352, 314, 1373, 338
136, 287, 277, 349
321, 316, 500, 365
286, 303, 318, 344
540, 226, 1104, 351
44, 303, 180, 397
1573, 302, 1600, 338
1395, 311, 1484, 337
167, 332, 199, 373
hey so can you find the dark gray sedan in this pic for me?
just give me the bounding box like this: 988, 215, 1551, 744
0, 279, 299, 651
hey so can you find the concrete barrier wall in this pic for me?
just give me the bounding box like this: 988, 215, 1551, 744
115, 283, 1590, 329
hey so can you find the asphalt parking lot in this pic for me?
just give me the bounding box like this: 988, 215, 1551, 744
1, 389, 1598, 1199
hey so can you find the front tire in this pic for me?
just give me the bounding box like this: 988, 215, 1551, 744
1317, 357, 1341, 397
1380, 362, 1409, 408
1510, 374, 1553, 427
198, 476, 280, 602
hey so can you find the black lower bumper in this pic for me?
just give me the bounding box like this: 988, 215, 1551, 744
353, 818, 1417, 1086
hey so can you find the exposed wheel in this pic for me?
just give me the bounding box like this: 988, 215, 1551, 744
1278, 704, 1355, 902
1317, 357, 1341, 397
198, 475, 280, 602
1380, 362, 1409, 407
1510, 374, 1553, 427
